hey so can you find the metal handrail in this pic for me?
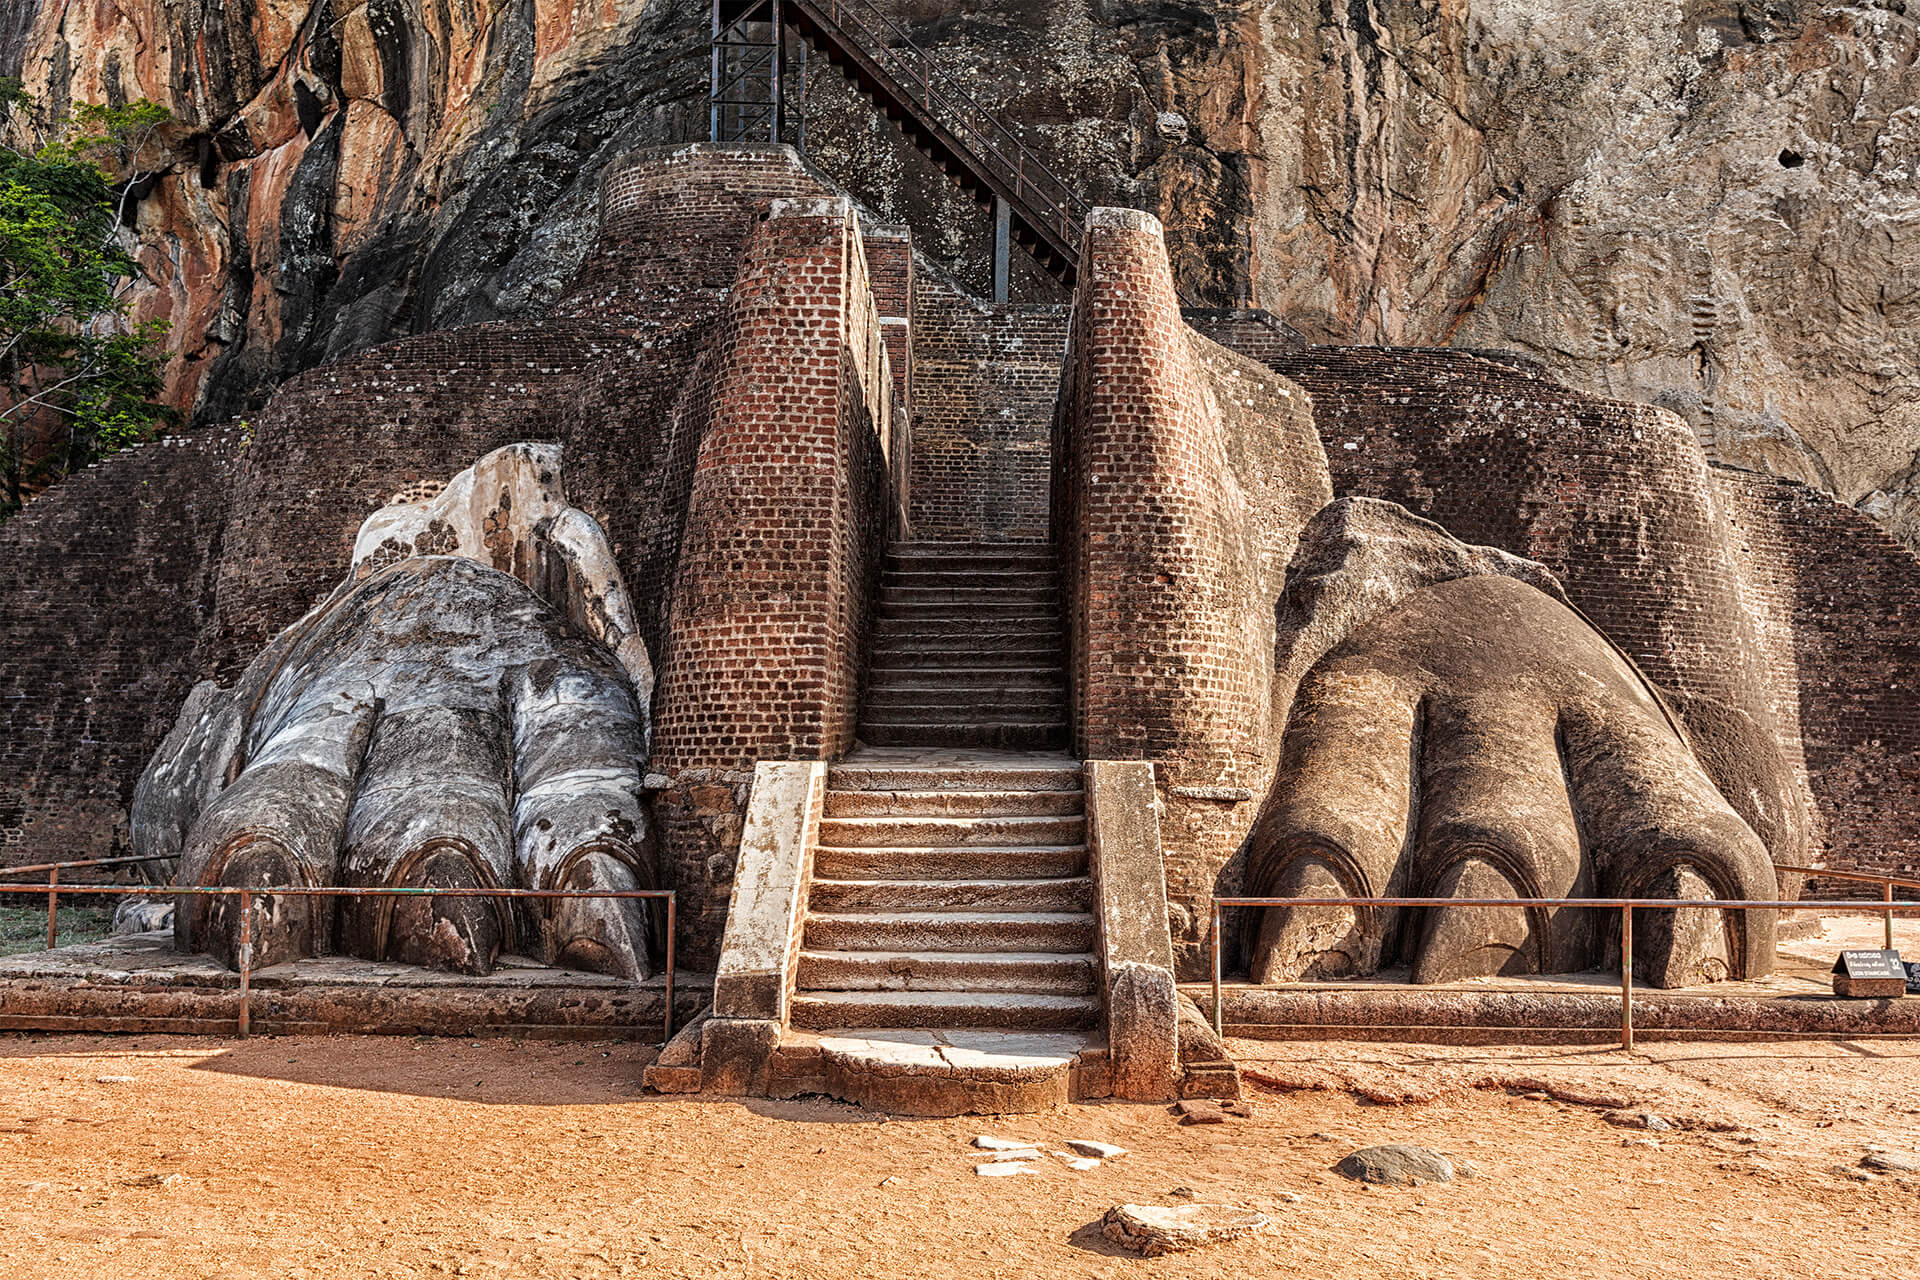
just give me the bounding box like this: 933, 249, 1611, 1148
1208, 894, 1920, 1050
803, 0, 1088, 251
0, 852, 174, 878
3, 881, 679, 1044
1774, 863, 1918, 948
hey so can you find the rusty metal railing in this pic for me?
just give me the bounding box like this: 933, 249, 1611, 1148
1209, 894, 1920, 1051
1774, 863, 1920, 949
0, 853, 175, 951
0, 879, 678, 1043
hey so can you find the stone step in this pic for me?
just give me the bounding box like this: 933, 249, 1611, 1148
860, 722, 1068, 749
865, 665, 1065, 684
877, 601, 1059, 620
883, 558, 1058, 579
867, 645, 1064, 668
860, 710, 1069, 734
869, 617, 1063, 642
885, 569, 1059, 591
802, 911, 1096, 953
882, 580, 1059, 602
887, 541, 1052, 552
796, 949, 1099, 995
813, 843, 1088, 880
808, 876, 1094, 914
816, 814, 1084, 848
871, 611, 1058, 632
887, 543, 1053, 567
824, 788, 1083, 818
862, 685, 1067, 712
789, 990, 1099, 1031
828, 762, 1082, 793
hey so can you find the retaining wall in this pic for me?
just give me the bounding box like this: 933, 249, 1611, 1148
0, 433, 239, 865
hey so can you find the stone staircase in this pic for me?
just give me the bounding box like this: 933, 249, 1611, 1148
790, 752, 1098, 1033
858, 540, 1068, 749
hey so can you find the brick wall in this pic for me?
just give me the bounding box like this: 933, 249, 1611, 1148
1055, 208, 1332, 974
1179, 309, 1308, 365
908, 265, 1067, 540
0, 433, 239, 867
1715, 467, 1920, 889
211, 146, 844, 675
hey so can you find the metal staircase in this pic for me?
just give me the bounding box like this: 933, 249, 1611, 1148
709, 0, 1089, 292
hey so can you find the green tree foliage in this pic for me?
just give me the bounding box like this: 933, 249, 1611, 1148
0, 79, 178, 520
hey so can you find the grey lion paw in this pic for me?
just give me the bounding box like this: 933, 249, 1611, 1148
1247, 500, 1779, 989
133, 446, 659, 980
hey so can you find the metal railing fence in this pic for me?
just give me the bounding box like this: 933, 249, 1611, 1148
0, 873, 677, 1043
1773, 863, 1919, 948
0, 853, 175, 952
1209, 893, 1920, 1051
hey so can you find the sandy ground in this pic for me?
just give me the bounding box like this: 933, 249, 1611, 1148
3, 1034, 1919, 1278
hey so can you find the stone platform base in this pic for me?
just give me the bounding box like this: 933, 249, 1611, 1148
0, 931, 711, 1041
1196, 913, 1920, 1045
1197, 985, 1920, 1045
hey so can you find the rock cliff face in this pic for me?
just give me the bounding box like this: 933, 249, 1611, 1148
6, 2, 1916, 540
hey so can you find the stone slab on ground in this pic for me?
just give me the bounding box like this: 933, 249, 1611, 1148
805, 1027, 1091, 1115
1101, 1203, 1270, 1256
1334, 1144, 1471, 1186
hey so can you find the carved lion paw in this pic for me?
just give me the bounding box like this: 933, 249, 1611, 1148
135, 446, 658, 979
1246, 500, 1778, 989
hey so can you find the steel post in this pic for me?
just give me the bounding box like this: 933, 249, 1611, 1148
1211, 901, 1224, 1038
992, 196, 1011, 302
663, 894, 677, 1044
709, 0, 723, 142
770, 0, 784, 144
44, 866, 57, 951
237, 889, 252, 1039
1620, 903, 1634, 1052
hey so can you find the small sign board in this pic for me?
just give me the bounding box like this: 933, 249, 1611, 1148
1832, 950, 1908, 998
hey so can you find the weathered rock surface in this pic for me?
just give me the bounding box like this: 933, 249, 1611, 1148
1100, 1202, 1270, 1256
6, 3, 1915, 545
1334, 1143, 1471, 1187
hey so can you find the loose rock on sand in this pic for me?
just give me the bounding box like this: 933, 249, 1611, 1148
1101, 1203, 1270, 1256
1334, 1144, 1473, 1187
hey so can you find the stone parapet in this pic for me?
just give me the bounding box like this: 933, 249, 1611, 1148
1085, 760, 1179, 1101
712, 762, 826, 1024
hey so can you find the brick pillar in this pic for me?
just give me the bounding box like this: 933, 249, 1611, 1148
861, 225, 913, 413
1056, 207, 1330, 975
649, 196, 894, 966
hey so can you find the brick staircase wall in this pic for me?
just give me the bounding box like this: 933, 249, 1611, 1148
907, 267, 1067, 540
1054, 208, 1332, 975
1714, 467, 1920, 888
